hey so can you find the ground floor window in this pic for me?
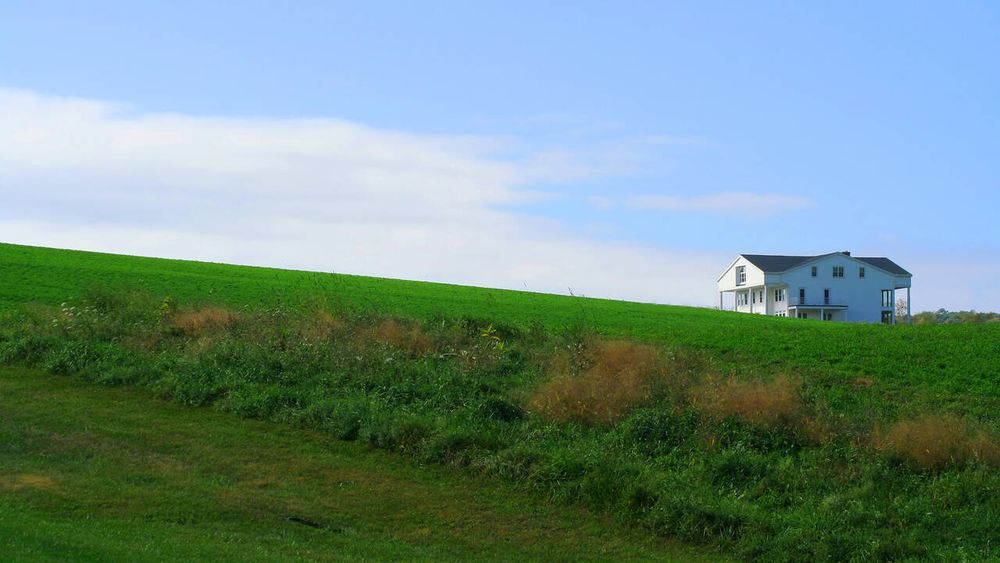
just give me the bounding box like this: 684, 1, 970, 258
823, 312, 833, 321
881, 310, 893, 324
797, 312, 808, 319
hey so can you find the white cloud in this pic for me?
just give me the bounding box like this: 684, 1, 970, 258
0, 88, 727, 306
627, 192, 814, 216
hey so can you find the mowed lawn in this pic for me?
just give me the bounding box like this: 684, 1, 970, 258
0, 367, 714, 561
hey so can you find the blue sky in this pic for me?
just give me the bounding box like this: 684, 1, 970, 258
1, 1, 998, 310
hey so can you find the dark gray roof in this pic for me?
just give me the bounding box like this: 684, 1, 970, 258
741, 253, 911, 276
741, 254, 813, 272
854, 257, 911, 276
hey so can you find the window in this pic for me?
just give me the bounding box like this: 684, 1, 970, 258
881, 311, 893, 325
811, 266, 817, 277
752, 291, 756, 304
881, 289, 893, 308
797, 312, 808, 319
824, 288, 830, 305
774, 288, 785, 302
859, 267, 865, 278
799, 288, 806, 305
832, 266, 844, 278
736, 265, 746, 286
823, 312, 833, 321
737, 292, 749, 306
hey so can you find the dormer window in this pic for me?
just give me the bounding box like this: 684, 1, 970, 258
736, 265, 746, 286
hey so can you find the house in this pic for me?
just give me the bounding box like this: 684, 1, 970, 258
716, 251, 912, 324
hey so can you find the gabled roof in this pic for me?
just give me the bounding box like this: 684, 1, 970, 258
854, 257, 911, 276
741, 254, 814, 273
741, 252, 911, 276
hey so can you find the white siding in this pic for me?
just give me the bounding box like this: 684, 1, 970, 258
777, 255, 901, 323
717, 256, 765, 292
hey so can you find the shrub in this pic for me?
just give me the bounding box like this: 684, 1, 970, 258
873, 414, 1000, 470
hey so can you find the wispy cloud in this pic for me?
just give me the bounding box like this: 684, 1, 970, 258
0, 88, 727, 306
626, 192, 814, 216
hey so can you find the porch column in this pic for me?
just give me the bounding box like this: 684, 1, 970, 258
892, 289, 897, 324
763, 284, 768, 315
907, 287, 912, 324
719, 291, 723, 311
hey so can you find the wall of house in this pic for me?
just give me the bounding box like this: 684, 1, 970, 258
733, 287, 768, 314
778, 254, 901, 323
717, 256, 765, 292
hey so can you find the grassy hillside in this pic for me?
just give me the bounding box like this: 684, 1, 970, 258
2, 242, 997, 405
1, 242, 998, 560
0, 366, 704, 561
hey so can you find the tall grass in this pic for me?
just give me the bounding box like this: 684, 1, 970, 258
874, 414, 1000, 470
529, 340, 667, 424
1, 288, 998, 561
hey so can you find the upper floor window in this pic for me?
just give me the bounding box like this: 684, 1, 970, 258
799, 288, 806, 305
774, 288, 785, 302
811, 266, 817, 277
881, 289, 893, 308
736, 265, 746, 286
832, 266, 844, 278
859, 267, 865, 278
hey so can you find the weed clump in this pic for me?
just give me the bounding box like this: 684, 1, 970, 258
169, 307, 241, 335
372, 318, 432, 357
874, 414, 1000, 471
691, 374, 805, 429
529, 340, 666, 425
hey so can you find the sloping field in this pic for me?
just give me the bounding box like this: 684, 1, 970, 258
2, 242, 997, 402
1, 242, 998, 560
0, 366, 705, 561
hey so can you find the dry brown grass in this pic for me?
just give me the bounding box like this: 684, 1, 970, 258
302, 309, 346, 340
691, 374, 806, 429
873, 414, 1000, 471
373, 319, 432, 357
1, 473, 60, 492
529, 340, 666, 425
169, 307, 241, 335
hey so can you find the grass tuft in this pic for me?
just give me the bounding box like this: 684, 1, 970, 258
691, 374, 803, 428
874, 414, 1000, 470
529, 340, 666, 425
169, 307, 241, 335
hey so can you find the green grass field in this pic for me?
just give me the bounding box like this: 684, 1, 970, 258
2, 242, 998, 560
2, 242, 997, 405
0, 366, 708, 561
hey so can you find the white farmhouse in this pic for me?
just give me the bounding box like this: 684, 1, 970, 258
717, 252, 912, 324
